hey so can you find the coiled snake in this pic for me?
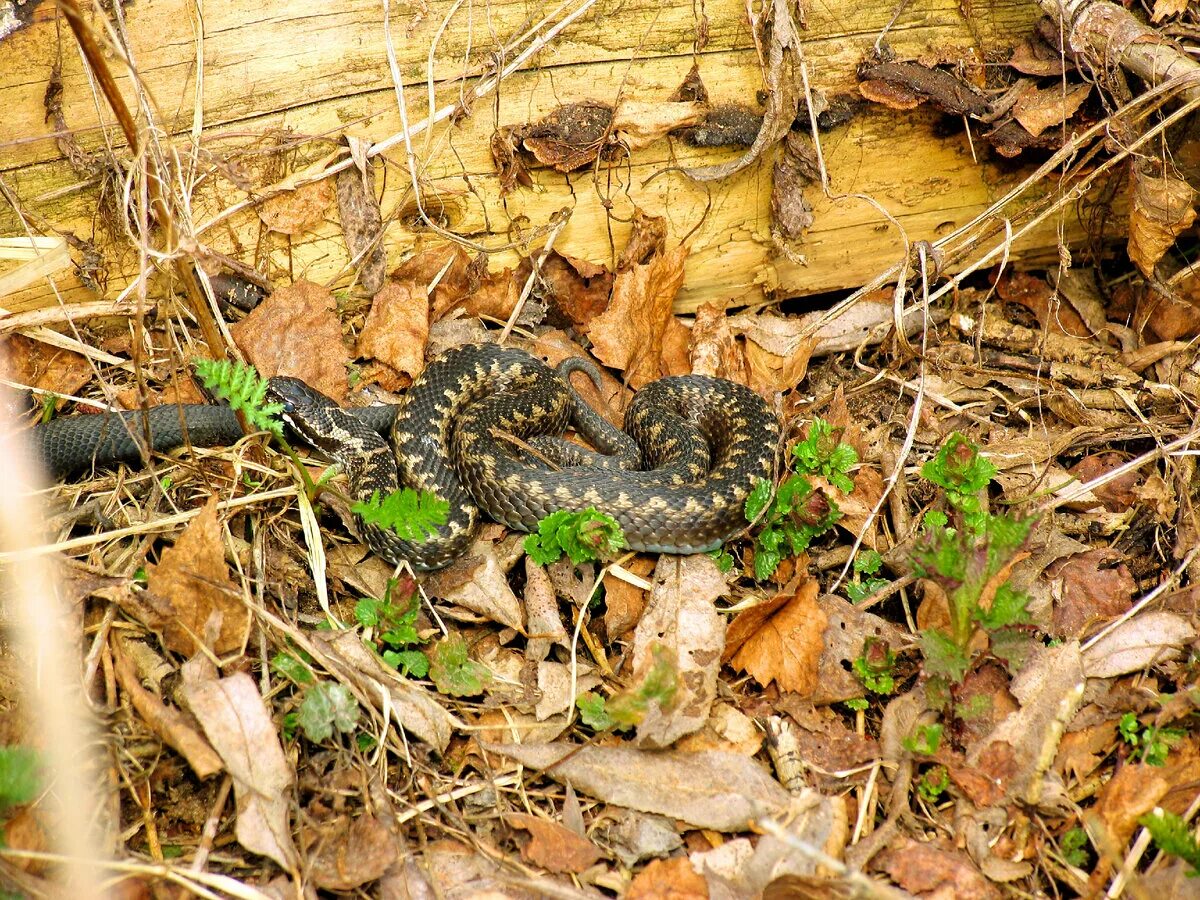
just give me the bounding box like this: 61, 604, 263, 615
32, 343, 780, 571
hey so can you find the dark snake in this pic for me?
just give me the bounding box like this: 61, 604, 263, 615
31, 343, 780, 571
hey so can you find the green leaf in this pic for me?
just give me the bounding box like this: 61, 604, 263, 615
296, 682, 360, 743
920, 628, 971, 682
706, 547, 734, 573
0, 746, 40, 810
975, 583, 1030, 630
355, 597, 383, 629
1060, 827, 1091, 868
270, 651, 315, 686
428, 634, 488, 697
1119, 712, 1140, 745
902, 723, 943, 756
193, 357, 284, 437
744, 478, 774, 521
1140, 808, 1200, 876
524, 508, 625, 566
844, 697, 869, 711
352, 488, 451, 542
917, 765, 949, 803
853, 550, 883, 576
383, 649, 429, 678
577, 692, 617, 731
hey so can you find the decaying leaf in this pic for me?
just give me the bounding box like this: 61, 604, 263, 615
627, 856, 708, 899
230, 279, 349, 403
1045, 548, 1135, 640
1011, 82, 1091, 138
181, 670, 299, 871
335, 143, 387, 293
484, 743, 791, 831
506, 812, 603, 874
877, 838, 999, 899
1128, 168, 1196, 276
1081, 611, 1196, 678
310, 629, 458, 752
144, 499, 248, 656
689, 301, 748, 382
356, 280, 430, 390
0, 333, 91, 402
256, 177, 334, 236
724, 575, 826, 696
306, 813, 396, 891
612, 99, 707, 151
631, 554, 729, 747
588, 211, 691, 387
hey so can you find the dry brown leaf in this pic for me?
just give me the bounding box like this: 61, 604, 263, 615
1045, 548, 1135, 640
430, 539, 525, 631
1008, 39, 1067, 76
0, 333, 91, 400
627, 856, 709, 899
306, 813, 396, 891
484, 743, 791, 831
602, 556, 654, 641
1081, 611, 1196, 678
356, 280, 430, 390
724, 576, 825, 696
520, 101, 615, 172
506, 813, 603, 874
311, 629, 457, 751
876, 839, 999, 899
336, 152, 386, 293
966, 641, 1085, 806
113, 641, 222, 779
144, 499, 247, 656
1012, 82, 1091, 138
256, 177, 334, 236
676, 703, 765, 757
230, 279, 349, 403
391, 244, 479, 320
181, 671, 299, 871
1129, 168, 1197, 276
1068, 453, 1140, 511
690, 302, 748, 382
1054, 720, 1117, 784
537, 250, 613, 330
588, 212, 690, 387
524, 557, 567, 662
1087, 763, 1169, 850
462, 266, 520, 322
859, 79, 921, 109
632, 554, 729, 747
1151, 0, 1189, 22
996, 270, 1090, 338
378, 838, 538, 898
613, 99, 708, 151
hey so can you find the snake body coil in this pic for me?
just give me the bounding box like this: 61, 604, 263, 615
33, 342, 780, 571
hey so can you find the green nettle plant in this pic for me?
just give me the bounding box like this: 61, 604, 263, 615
746, 418, 857, 581
911, 433, 1035, 708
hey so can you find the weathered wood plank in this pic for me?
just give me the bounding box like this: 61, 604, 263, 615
0, 0, 1074, 315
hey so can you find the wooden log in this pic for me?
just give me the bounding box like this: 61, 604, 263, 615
0, 0, 1078, 315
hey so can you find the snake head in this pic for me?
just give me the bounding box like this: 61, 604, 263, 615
264, 376, 344, 452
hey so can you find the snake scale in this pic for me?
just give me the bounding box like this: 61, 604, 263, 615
32, 342, 780, 571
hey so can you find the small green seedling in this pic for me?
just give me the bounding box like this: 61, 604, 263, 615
428, 634, 489, 697
1140, 808, 1200, 877
846, 550, 889, 603
1119, 712, 1185, 767
903, 723, 943, 756
577, 645, 678, 732
853, 637, 897, 694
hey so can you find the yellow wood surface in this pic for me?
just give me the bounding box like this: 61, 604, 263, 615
0, 0, 1077, 314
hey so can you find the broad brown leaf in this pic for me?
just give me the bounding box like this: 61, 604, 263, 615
356, 280, 429, 390
506, 813, 603, 873
725, 576, 825, 696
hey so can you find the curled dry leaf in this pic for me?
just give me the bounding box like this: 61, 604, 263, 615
632, 554, 729, 747
627, 856, 708, 899
256, 177, 334, 236
306, 813, 395, 891
390, 243, 478, 320
1085, 763, 1169, 852
429, 539, 525, 631
1128, 168, 1196, 277
335, 149, 386, 294
113, 641, 222, 779
379, 838, 538, 898
588, 214, 691, 387
724, 575, 826, 696
484, 742, 790, 831
230, 279, 349, 403
181, 671, 299, 871
144, 499, 248, 656
1081, 611, 1196, 678
356, 280, 430, 390
601, 556, 654, 641
506, 813, 603, 874
536, 250, 613, 331
995, 270, 1090, 338
878, 839, 1000, 899
689, 302, 748, 382
523, 557, 567, 662
1011, 81, 1091, 138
